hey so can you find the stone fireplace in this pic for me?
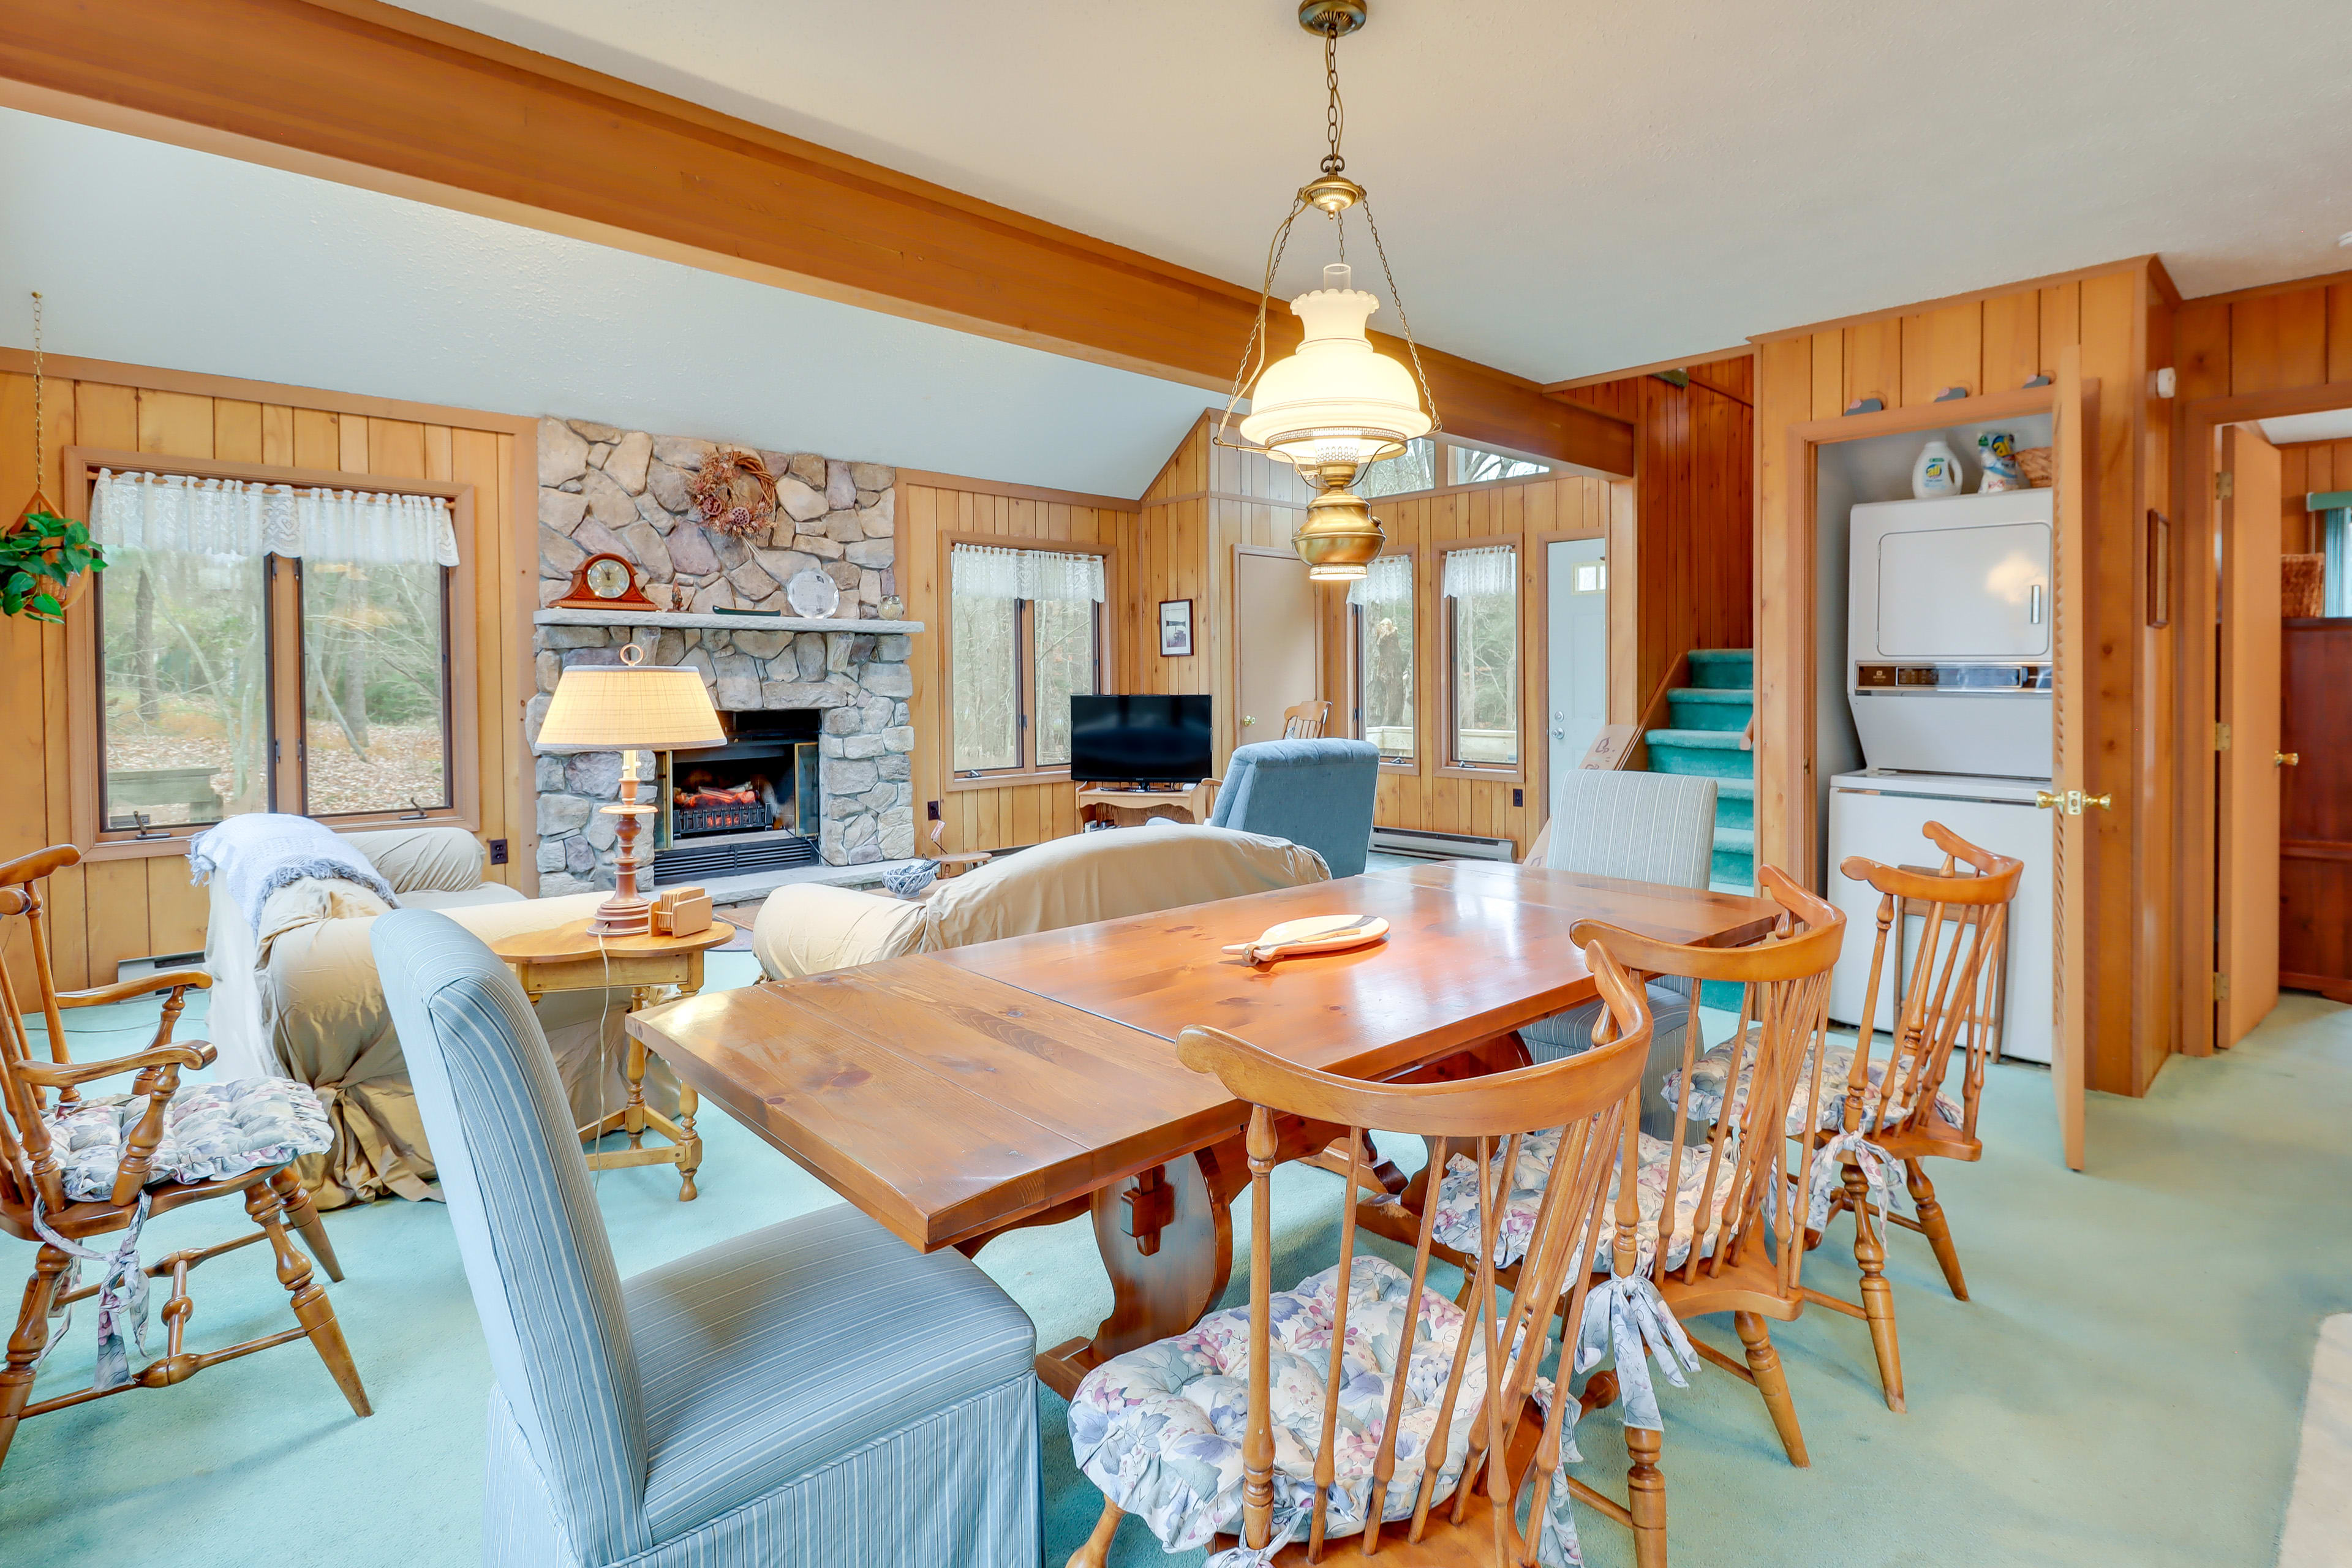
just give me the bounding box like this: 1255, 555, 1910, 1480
526, 417, 919, 894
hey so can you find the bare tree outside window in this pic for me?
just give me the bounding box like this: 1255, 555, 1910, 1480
951, 556, 1100, 774
99, 549, 270, 826
1353, 559, 1414, 762
1032, 597, 1096, 767
952, 592, 1022, 771
302, 559, 451, 814
1359, 437, 1438, 499
1450, 445, 1553, 485
1450, 582, 1519, 766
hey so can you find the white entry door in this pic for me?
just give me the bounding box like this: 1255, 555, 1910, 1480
1547, 540, 1608, 785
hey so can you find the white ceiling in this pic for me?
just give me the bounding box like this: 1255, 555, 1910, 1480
0, 108, 1219, 496
2260, 409, 2352, 446
393, 0, 2352, 382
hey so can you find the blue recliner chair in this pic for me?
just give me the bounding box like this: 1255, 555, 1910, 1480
371, 909, 1040, 1568
1207, 737, 1380, 878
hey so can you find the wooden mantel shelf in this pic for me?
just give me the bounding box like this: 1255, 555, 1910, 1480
535, 608, 925, 635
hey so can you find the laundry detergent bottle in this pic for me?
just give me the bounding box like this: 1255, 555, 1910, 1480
1912, 438, 1962, 499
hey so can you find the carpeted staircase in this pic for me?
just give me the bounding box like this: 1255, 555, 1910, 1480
1638, 647, 1755, 894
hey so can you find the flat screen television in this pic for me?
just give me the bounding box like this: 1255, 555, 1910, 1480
1069, 694, 1214, 784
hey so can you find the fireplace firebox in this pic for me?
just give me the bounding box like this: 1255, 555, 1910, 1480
650, 709, 822, 884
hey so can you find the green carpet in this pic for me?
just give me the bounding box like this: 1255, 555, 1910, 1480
3, 958, 2346, 1567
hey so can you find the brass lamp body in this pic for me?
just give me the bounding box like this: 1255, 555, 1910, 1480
1292, 461, 1385, 581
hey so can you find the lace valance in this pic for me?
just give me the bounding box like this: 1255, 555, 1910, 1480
950, 543, 1104, 603
1442, 543, 1516, 600
1346, 553, 1412, 608
91, 469, 460, 567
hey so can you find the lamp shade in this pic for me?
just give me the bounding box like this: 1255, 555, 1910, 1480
1238, 264, 1432, 469
536, 664, 726, 753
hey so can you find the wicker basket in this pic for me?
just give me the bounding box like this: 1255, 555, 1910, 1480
2015, 446, 2054, 487
2284, 553, 2327, 619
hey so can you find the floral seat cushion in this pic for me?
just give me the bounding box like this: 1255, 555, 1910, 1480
1068, 1256, 1494, 1556
1430, 1131, 1742, 1278
1661, 1034, 1961, 1139
43, 1077, 333, 1203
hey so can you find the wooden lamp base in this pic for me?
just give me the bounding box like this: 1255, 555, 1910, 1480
590, 785, 658, 937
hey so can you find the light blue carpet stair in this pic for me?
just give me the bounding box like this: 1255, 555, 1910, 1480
1644, 648, 1755, 1008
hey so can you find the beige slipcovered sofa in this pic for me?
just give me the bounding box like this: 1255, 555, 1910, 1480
205, 826, 666, 1207
753, 822, 1333, 981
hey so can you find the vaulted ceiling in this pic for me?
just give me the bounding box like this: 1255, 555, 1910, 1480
394, 0, 2352, 380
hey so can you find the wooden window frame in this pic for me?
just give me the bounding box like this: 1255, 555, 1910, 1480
1347, 545, 1421, 777
62, 447, 480, 859
936, 532, 1115, 793
1436, 539, 1528, 785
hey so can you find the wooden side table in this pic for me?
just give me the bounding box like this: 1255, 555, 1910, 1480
489, 918, 735, 1200
1074, 778, 1220, 829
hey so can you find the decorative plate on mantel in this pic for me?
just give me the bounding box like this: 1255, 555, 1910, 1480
784, 568, 840, 619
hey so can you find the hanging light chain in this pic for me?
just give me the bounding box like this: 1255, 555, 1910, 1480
1359, 195, 1442, 437
1321, 23, 1346, 176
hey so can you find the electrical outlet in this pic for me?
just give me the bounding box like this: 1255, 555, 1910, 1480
1512, 788, 1523, 807
927, 801, 941, 821
488, 838, 509, 865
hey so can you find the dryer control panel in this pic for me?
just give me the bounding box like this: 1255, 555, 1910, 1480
1853, 662, 2052, 693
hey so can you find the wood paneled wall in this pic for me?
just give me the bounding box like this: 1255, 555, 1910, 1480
2278, 437, 2352, 554
1751, 260, 2171, 1095
1558, 355, 1756, 707
0, 352, 536, 990
899, 473, 1139, 855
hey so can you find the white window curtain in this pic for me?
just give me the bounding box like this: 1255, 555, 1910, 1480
1442, 543, 1516, 599
1346, 552, 1413, 608
91, 469, 460, 567
951, 543, 1104, 603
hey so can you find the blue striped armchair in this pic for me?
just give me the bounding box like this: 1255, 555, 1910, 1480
372, 910, 1041, 1568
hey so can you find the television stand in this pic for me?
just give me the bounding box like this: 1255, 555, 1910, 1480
1074, 778, 1219, 830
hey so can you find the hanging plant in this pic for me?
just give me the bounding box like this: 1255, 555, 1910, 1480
687, 447, 778, 538
1, 508, 105, 622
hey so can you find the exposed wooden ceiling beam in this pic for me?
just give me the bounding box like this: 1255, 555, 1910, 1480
0, 0, 1632, 477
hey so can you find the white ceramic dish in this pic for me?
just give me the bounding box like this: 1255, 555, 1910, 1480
785, 567, 841, 618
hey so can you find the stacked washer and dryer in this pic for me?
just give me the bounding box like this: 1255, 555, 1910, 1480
1826, 488, 2056, 1063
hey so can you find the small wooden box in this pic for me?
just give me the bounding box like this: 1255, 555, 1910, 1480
653, 888, 712, 937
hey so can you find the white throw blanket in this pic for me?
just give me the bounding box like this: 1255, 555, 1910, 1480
189, 814, 400, 935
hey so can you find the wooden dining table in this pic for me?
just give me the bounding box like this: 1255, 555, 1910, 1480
628, 858, 1780, 1398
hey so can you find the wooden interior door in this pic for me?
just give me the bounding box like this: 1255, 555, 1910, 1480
2280, 619, 2352, 1001
2217, 425, 2285, 1044
1233, 547, 1317, 753
2047, 347, 2094, 1170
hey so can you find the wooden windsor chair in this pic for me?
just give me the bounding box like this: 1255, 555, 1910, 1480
0, 845, 369, 1472
1280, 699, 1332, 739
1063, 942, 1658, 1568
1361, 864, 1845, 1568
1807, 824, 2023, 1410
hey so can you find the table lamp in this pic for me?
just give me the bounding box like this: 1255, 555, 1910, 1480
536, 645, 726, 936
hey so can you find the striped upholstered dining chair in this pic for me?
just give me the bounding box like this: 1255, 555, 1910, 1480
1519, 771, 1719, 1136
372, 909, 1041, 1568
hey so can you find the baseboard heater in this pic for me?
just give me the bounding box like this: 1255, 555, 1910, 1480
1370, 827, 1517, 862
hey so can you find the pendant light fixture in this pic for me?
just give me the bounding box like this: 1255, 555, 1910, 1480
1219, 1, 1439, 584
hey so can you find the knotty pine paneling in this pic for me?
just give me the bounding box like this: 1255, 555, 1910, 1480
1558, 360, 1755, 715
2280, 437, 2352, 554
0, 356, 535, 990
901, 476, 1137, 856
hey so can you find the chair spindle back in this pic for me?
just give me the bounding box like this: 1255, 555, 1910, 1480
1280, 699, 1332, 739
1175, 940, 1656, 1566
1840, 823, 2024, 1143
1573, 864, 1847, 1298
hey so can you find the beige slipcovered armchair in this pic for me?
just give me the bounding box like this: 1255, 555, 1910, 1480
753, 821, 1333, 981
205, 826, 667, 1208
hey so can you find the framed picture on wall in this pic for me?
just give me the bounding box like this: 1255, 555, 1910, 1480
1159, 598, 1194, 657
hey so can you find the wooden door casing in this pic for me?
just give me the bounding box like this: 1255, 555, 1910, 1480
2051, 347, 2092, 1172
2217, 426, 2284, 1044
2281, 619, 2352, 1002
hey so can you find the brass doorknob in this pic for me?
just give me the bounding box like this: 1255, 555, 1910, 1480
2277, 752, 2300, 766
2034, 790, 2060, 810
2086, 793, 2111, 810
2035, 788, 2112, 815
1242, 715, 1257, 726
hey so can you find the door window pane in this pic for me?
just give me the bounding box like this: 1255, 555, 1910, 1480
1031, 598, 1097, 768
302, 559, 451, 815
952, 592, 1022, 771
99, 549, 270, 829
1451, 578, 1519, 767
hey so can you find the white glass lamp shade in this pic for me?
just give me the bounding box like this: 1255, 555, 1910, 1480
1239, 265, 1433, 469
537, 665, 726, 753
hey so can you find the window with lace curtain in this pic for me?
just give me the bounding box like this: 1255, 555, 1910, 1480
87, 467, 459, 832
948, 543, 1107, 778
1441, 543, 1520, 770
1347, 552, 1415, 764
